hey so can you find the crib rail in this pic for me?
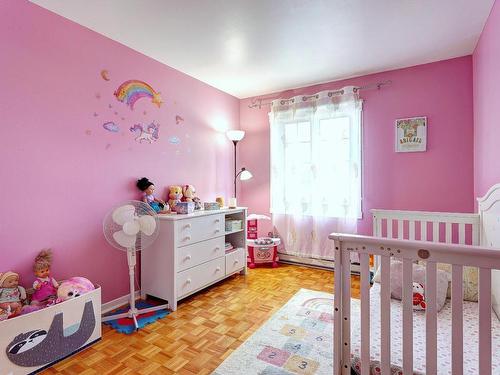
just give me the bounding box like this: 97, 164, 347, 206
330, 233, 500, 375
371, 209, 480, 272
372, 209, 480, 244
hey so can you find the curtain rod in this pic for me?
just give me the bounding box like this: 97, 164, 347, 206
247, 80, 392, 109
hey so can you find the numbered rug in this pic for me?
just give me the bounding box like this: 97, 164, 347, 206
212, 289, 333, 375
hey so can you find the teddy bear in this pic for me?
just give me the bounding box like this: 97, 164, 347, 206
0, 271, 27, 317
168, 185, 183, 209
182, 185, 202, 210
412, 282, 426, 310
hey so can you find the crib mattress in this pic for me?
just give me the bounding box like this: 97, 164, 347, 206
348, 284, 500, 374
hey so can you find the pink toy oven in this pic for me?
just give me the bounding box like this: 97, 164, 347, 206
246, 238, 280, 268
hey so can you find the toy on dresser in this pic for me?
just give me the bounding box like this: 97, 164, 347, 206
182, 184, 202, 210
0, 271, 26, 317
137, 177, 170, 214
168, 185, 183, 210
31, 249, 59, 307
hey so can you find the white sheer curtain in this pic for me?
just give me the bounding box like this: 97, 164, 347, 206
270, 87, 362, 261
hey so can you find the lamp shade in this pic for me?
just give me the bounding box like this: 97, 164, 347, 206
239, 169, 253, 181
226, 130, 245, 142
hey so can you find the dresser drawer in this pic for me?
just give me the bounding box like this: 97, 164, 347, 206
225, 248, 245, 275
176, 257, 225, 298
176, 214, 224, 247
177, 236, 225, 272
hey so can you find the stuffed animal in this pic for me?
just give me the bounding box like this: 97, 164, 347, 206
182, 185, 195, 202
0, 272, 27, 316
412, 282, 426, 310
31, 249, 59, 307
56, 277, 95, 303
168, 185, 183, 209
193, 196, 202, 210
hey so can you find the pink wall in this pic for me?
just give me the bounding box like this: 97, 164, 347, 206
239, 57, 475, 235
0, 1, 239, 302
473, 0, 500, 198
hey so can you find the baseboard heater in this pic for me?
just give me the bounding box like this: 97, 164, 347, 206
278, 253, 362, 274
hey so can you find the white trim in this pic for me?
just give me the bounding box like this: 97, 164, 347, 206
278, 253, 362, 274
101, 290, 141, 314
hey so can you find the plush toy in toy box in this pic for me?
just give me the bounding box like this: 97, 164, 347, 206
0, 282, 101, 375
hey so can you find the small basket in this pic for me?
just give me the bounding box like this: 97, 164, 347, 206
174, 202, 195, 214
225, 219, 242, 232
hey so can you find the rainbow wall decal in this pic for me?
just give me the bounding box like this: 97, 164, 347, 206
114, 80, 163, 110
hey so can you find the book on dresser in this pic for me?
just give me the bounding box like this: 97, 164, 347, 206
141, 207, 247, 311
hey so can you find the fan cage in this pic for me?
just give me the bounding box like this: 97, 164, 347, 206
103, 200, 160, 252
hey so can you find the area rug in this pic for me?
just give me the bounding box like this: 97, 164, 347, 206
103, 300, 169, 334
212, 289, 334, 375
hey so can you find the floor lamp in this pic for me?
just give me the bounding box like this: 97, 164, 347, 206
226, 130, 253, 204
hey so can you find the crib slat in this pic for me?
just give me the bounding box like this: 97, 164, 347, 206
360, 253, 370, 375
421, 221, 427, 241
458, 223, 465, 245
451, 265, 463, 375
409, 220, 415, 240
433, 221, 439, 242
479, 268, 492, 375
402, 258, 413, 374
426, 262, 437, 375
445, 222, 452, 243
334, 241, 343, 375
341, 248, 352, 375
397, 220, 403, 239
380, 255, 391, 375
387, 219, 393, 239
472, 223, 479, 245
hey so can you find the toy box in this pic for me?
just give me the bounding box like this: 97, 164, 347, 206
204, 202, 220, 211
174, 202, 195, 214
0, 285, 101, 375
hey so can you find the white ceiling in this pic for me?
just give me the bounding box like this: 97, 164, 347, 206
31, 0, 494, 99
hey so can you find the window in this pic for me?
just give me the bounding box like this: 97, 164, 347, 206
270, 92, 362, 218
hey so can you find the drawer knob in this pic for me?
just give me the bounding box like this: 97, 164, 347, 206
214, 247, 220, 252
234, 260, 239, 264
185, 255, 192, 260
184, 236, 191, 241
215, 219, 220, 223
186, 278, 192, 284
184, 223, 192, 229
216, 266, 221, 272
214, 229, 220, 233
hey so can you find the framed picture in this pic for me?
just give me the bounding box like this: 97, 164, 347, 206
395, 116, 427, 152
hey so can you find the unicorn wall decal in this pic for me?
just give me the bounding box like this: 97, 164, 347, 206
129, 122, 160, 144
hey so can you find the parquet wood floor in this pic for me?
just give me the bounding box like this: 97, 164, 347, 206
42, 264, 360, 375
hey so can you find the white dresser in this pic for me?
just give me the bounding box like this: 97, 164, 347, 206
141, 208, 247, 311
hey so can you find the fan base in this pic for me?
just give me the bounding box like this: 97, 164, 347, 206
102, 304, 169, 331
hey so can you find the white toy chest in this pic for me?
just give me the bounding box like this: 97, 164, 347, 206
0, 286, 101, 375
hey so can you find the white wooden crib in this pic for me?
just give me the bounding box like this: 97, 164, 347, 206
329, 183, 500, 375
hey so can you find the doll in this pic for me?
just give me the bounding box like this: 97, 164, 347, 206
31, 249, 59, 307
137, 177, 170, 214
0, 271, 26, 316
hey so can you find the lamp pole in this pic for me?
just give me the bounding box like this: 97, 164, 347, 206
233, 140, 238, 198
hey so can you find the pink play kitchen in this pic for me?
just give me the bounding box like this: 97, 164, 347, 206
246, 214, 280, 268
